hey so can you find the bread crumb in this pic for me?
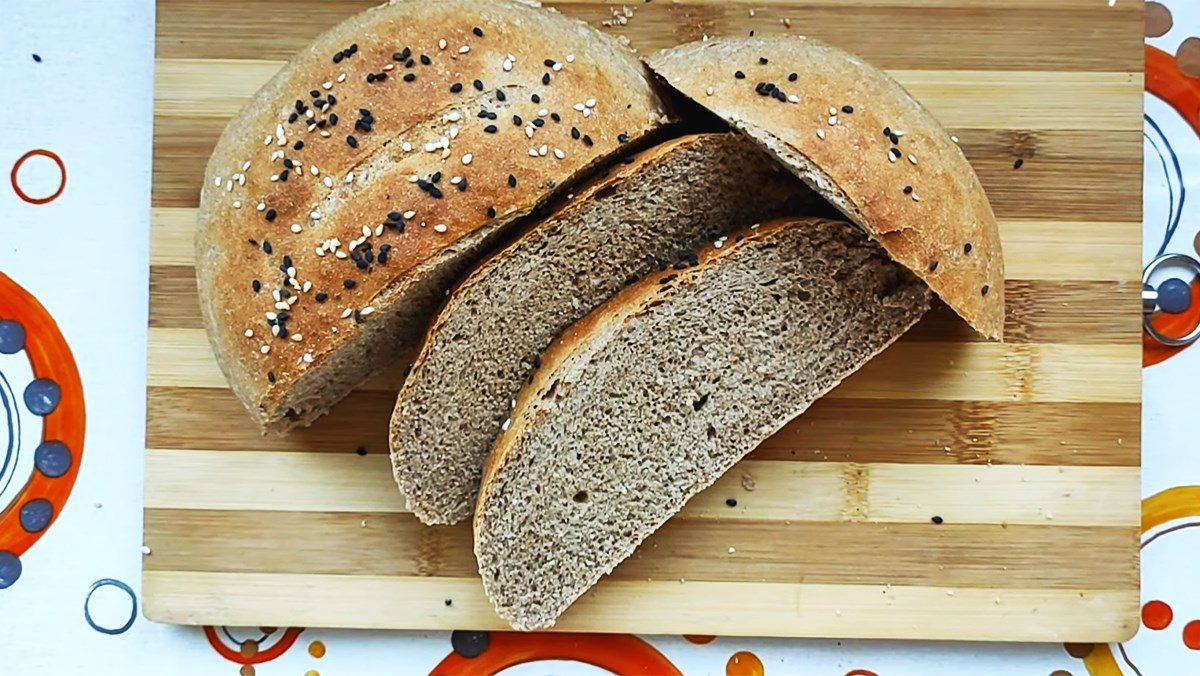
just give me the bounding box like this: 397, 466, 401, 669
727, 546, 736, 554
741, 473, 757, 492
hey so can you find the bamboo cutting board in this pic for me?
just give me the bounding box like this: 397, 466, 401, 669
144, 0, 1144, 642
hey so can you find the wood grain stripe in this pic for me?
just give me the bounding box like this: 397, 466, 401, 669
154, 59, 1141, 130
141, 573, 1138, 642
145, 450, 1137, 527
155, 0, 1141, 72
143, 509, 1137, 590
146, 327, 1140, 402
146, 387, 1139, 467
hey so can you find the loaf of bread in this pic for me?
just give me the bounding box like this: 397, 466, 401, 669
195, 0, 670, 431
474, 217, 932, 630
390, 133, 813, 525
648, 36, 1004, 338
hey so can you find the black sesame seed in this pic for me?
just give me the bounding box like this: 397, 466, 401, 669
310, 89, 320, 98
487, 206, 497, 218
734, 70, 746, 79
403, 73, 415, 82
617, 133, 629, 143
346, 135, 358, 148
883, 126, 892, 137
541, 73, 551, 85
931, 515, 944, 525
903, 185, 913, 194
375, 72, 387, 82
267, 371, 276, 384
405, 58, 414, 68
473, 79, 484, 91
393, 52, 405, 61
431, 171, 442, 183
333, 52, 344, 64
445, 598, 453, 606
512, 115, 523, 125
484, 124, 497, 133
458, 178, 469, 192
252, 280, 262, 293
287, 112, 298, 124
316, 119, 328, 129
544, 59, 556, 68
262, 241, 273, 254
531, 94, 541, 104
964, 243, 973, 254
496, 89, 506, 101
981, 284, 990, 296
477, 110, 490, 118
759, 57, 769, 65
32, 54, 42, 63
929, 260, 939, 272
788, 72, 798, 81
365, 73, 376, 83
582, 134, 593, 147
283, 158, 294, 169
726, 498, 738, 507
890, 133, 900, 145
400, 47, 411, 60
360, 107, 372, 118
265, 208, 277, 221
551, 112, 561, 123
507, 174, 517, 188
279, 169, 289, 182
344, 279, 356, 289
328, 94, 337, 106
473, 26, 484, 37
532, 118, 544, 127
842, 105, 854, 114
293, 140, 304, 150
571, 127, 580, 139
329, 113, 339, 126
315, 292, 328, 302
388, 211, 402, 221
349, 43, 358, 53
282, 255, 293, 271
772, 89, 786, 102
420, 54, 431, 65
1013, 158, 1024, 170
450, 82, 463, 93
355, 259, 368, 270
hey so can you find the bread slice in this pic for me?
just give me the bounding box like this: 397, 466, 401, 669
195, 0, 671, 432
391, 133, 812, 525
647, 36, 1004, 338
474, 217, 931, 630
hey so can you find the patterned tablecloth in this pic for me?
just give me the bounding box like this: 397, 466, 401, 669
2, 1, 1194, 673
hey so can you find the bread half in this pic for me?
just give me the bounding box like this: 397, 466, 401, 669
195, 0, 670, 431
390, 133, 811, 525
648, 36, 1004, 339
474, 217, 932, 630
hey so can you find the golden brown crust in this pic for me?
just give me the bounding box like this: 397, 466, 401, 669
196, 0, 670, 428
646, 36, 1004, 339
474, 217, 819, 525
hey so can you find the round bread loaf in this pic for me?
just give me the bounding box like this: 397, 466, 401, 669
196, 0, 670, 431
647, 36, 1004, 339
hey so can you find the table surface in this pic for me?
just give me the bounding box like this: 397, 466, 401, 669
5, 0, 1198, 673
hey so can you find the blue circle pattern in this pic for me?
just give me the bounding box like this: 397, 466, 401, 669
23, 378, 59, 416
0, 551, 21, 589
19, 499, 52, 533
1158, 277, 1193, 314
0, 321, 25, 355
84, 579, 138, 635
33, 440, 71, 478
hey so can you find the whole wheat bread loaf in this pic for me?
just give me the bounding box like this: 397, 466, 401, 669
473, 217, 931, 630
390, 133, 811, 525
195, 0, 670, 432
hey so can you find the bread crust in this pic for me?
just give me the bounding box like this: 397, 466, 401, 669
195, 0, 670, 430
646, 36, 1004, 339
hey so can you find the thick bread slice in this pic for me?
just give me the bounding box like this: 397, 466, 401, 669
474, 217, 932, 630
196, 0, 670, 432
391, 133, 812, 525
647, 36, 1004, 339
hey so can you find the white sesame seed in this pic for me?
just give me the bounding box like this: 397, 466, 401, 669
303, 353, 314, 363
303, 280, 312, 292
310, 211, 322, 220
447, 111, 461, 122
908, 154, 917, 165
257, 202, 266, 211
360, 306, 376, 316
552, 62, 562, 72
310, 165, 319, 176
731, 113, 740, 122
345, 172, 354, 183
242, 160, 252, 171
501, 418, 511, 431
503, 58, 513, 71
434, 223, 448, 233
525, 126, 535, 139
893, 130, 906, 137
341, 308, 353, 319
951, 135, 960, 143
459, 45, 470, 54
337, 73, 347, 83
462, 153, 473, 165
265, 312, 277, 321
401, 141, 412, 152
582, 108, 591, 118
322, 81, 333, 90
424, 141, 438, 152
383, 63, 394, 71
275, 123, 285, 139
449, 127, 459, 140
553, 147, 565, 159
291, 224, 302, 233
263, 135, 272, 146
748, 8, 755, 16
788, 94, 799, 103
888, 149, 900, 163
225, 180, 233, 191
291, 333, 303, 342
441, 148, 451, 159
586, 99, 597, 108
271, 324, 281, 337
375, 225, 384, 236
817, 128, 826, 140
911, 192, 921, 202
335, 250, 348, 259
315, 247, 326, 257
403, 210, 416, 219
260, 345, 271, 354
438, 38, 447, 50
728, 547, 736, 554
828, 116, 838, 125
274, 301, 289, 311
270, 174, 279, 182
566, 54, 575, 63
573, 103, 586, 112
528, 148, 539, 157
829, 107, 837, 116
323, 176, 333, 188
244, 329, 254, 338
233, 200, 242, 208
272, 289, 282, 301
362, 225, 372, 238
214, 176, 222, 187
706, 86, 714, 96
538, 144, 548, 156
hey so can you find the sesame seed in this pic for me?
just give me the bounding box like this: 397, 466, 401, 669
360, 306, 376, 316
1013, 158, 1024, 169
706, 86, 714, 96
244, 329, 254, 338
433, 223, 448, 233
981, 285, 990, 296
842, 105, 854, 114
347, 135, 358, 148
291, 224, 302, 233
261, 345, 271, 354
816, 128, 826, 140
459, 45, 470, 54
929, 260, 939, 272
951, 135, 960, 143
291, 334, 303, 342
438, 38, 447, 50
473, 26, 484, 37
734, 70, 745, 79
888, 148, 900, 163
908, 154, 917, 165
911, 192, 921, 202
964, 243, 973, 253
903, 185, 913, 194
341, 308, 353, 319
553, 148, 565, 159
828, 116, 838, 126
403, 210, 416, 219
788, 94, 799, 103
508, 174, 517, 187
233, 200, 242, 209
586, 98, 596, 108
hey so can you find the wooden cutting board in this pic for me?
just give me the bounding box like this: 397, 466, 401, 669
144, 0, 1144, 642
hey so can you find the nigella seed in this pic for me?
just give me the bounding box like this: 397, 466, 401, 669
265, 208, 277, 221
512, 115, 523, 125
788, 72, 798, 81
315, 292, 328, 302
541, 73, 551, 85
734, 70, 746, 79
262, 241, 273, 254
496, 89, 506, 101
473, 79, 483, 91
484, 124, 497, 133
450, 82, 463, 93
531, 94, 541, 103
981, 285, 990, 296
964, 243, 973, 254
507, 174, 517, 187
344, 279, 356, 289
403, 73, 415, 82
473, 26, 484, 37
347, 135, 358, 148
252, 280, 262, 293
420, 54, 431, 65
